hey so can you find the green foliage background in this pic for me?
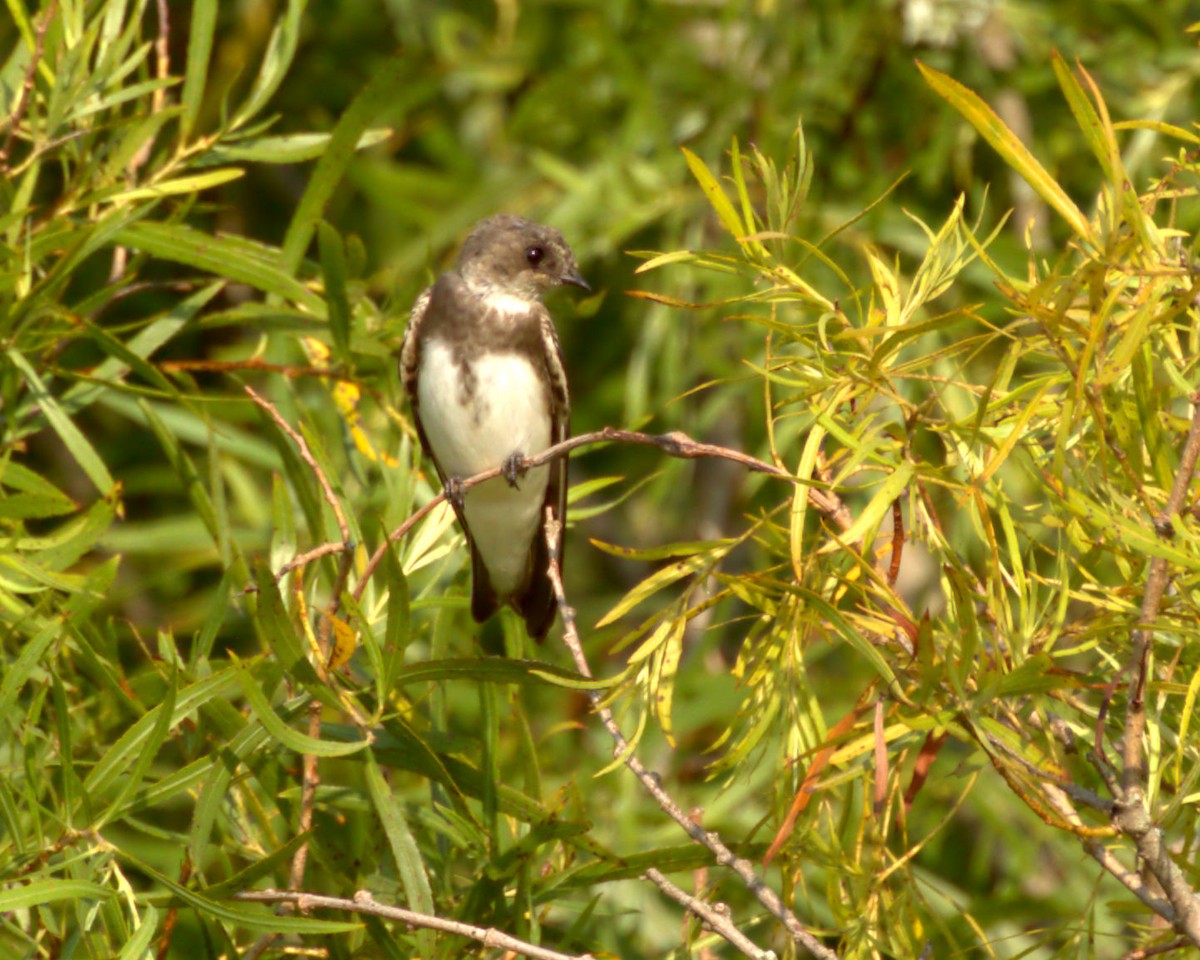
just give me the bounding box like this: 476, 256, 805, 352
4, 1, 1200, 958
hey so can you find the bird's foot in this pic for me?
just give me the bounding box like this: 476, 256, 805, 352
444, 477, 466, 511
501, 451, 528, 489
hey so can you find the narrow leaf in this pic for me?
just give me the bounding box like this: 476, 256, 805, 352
281, 55, 407, 274
918, 62, 1093, 243
681, 146, 746, 240
7, 349, 115, 495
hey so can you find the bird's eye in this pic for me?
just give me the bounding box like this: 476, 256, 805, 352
525, 246, 545, 266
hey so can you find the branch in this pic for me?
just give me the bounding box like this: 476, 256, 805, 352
543, 510, 838, 960
1041, 784, 1175, 919
644, 867, 776, 960
1111, 394, 1200, 945
247, 415, 850, 956
243, 385, 356, 957
232, 890, 594, 960
109, 0, 172, 282
1120, 937, 1190, 960
294, 425, 853, 605
246, 385, 351, 544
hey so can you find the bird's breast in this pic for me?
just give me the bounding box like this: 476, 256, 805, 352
417, 338, 552, 479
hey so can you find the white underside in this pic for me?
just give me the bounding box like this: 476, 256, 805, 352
417, 338, 551, 596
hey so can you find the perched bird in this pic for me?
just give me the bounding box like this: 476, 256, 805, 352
400, 215, 588, 640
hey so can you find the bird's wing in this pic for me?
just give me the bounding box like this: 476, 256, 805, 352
516, 304, 570, 640
399, 286, 431, 410
401, 282, 500, 622
401, 284, 457, 497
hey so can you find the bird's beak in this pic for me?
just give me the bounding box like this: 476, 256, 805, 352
560, 269, 590, 292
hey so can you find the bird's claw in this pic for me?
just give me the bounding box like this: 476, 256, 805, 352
501, 452, 528, 489
444, 477, 466, 511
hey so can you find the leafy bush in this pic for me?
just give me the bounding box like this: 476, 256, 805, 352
3, 2, 1200, 958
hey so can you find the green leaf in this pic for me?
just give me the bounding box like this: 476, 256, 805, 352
391, 657, 615, 691
251, 562, 339, 711
317, 221, 351, 358
233, 658, 368, 757
790, 422, 827, 579
139, 399, 220, 548
597, 543, 734, 627
0, 492, 78, 521
232, 0, 307, 129
61, 282, 222, 415
201, 833, 313, 898
0, 881, 114, 911
181, 0, 217, 140
97, 667, 177, 828
820, 461, 914, 552
798, 591, 907, 702
280, 55, 407, 274
364, 751, 436, 958
7, 348, 115, 495
0, 620, 58, 738
101, 167, 245, 205
112, 221, 323, 312
208, 129, 392, 164
83, 668, 239, 801
13, 492, 117, 571
125, 852, 359, 934
588, 538, 729, 561
116, 906, 158, 960
382, 540, 411, 699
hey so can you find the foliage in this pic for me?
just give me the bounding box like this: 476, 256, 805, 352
3, 1, 1200, 959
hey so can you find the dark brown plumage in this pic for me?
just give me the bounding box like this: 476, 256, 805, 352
400, 216, 587, 640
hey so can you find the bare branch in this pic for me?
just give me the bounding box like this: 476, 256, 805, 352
350, 496, 444, 603
286, 424, 852, 602
1042, 784, 1175, 919
243, 385, 357, 948
1111, 394, 1200, 945
246, 385, 351, 543
161, 358, 338, 378
543, 510, 838, 960
232, 889, 595, 960
645, 867, 776, 960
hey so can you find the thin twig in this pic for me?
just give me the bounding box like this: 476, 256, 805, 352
1122, 395, 1200, 788
644, 867, 775, 960
0, 0, 57, 171
984, 731, 1114, 814
151, 0, 170, 114
887, 497, 903, 587
350, 496, 444, 604
244, 385, 355, 951
161, 359, 338, 378
231, 890, 595, 960
1120, 937, 1189, 960
276, 540, 350, 579
109, 0, 171, 282
872, 699, 888, 818
246, 385, 351, 543
302, 425, 852, 605
543, 510, 838, 960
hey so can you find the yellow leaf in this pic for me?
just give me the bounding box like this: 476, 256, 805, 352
681, 146, 746, 240
327, 616, 358, 670
918, 62, 1094, 244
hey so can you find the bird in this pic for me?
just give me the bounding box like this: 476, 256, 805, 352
400, 215, 588, 640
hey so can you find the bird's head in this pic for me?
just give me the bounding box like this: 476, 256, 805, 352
457, 215, 589, 302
